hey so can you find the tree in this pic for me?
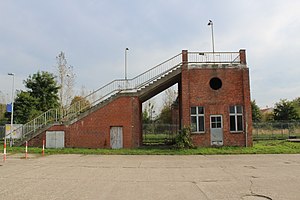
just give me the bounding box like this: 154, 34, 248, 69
142, 100, 156, 123
159, 106, 172, 124
70, 96, 91, 112
0, 92, 7, 124
273, 99, 300, 121
142, 109, 150, 124
13, 91, 40, 124
251, 100, 262, 122
158, 88, 177, 124
25, 71, 60, 112
262, 112, 274, 122
291, 97, 300, 116
56, 52, 75, 107
162, 88, 177, 108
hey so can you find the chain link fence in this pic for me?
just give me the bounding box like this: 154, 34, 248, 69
142, 124, 179, 145
253, 122, 300, 140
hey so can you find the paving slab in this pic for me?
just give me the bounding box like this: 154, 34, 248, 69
0, 154, 299, 200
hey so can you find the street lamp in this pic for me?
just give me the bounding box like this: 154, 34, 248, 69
8, 73, 15, 147
207, 20, 216, 63
125, 48, 129, 80
207, 20, 215, 53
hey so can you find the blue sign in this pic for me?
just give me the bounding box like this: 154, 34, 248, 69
6, 103, 12, 113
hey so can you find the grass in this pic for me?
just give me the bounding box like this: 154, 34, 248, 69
0, 140, 300, 156
143, 133, 175, 145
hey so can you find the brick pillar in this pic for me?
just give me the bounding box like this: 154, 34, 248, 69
242, 68, 253, 147
239, 49, 247, 65
182, 50, 188, 65
180, 50, 190, 128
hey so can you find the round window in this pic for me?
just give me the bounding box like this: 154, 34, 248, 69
209, 77, 222, 90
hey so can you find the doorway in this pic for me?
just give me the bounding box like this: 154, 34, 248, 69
46, 131, 65, 148
110, 126, 123, 149
210, 115, 223, 146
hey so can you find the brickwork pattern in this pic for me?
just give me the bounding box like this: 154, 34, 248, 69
29, 96, 142, 148
181, 66, 252, 147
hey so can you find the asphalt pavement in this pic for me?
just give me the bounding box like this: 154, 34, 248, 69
0, 154, 299, 200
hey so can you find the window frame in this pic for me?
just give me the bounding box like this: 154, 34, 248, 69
229, 105, 244, 133
190, 106, 205, 133
210, 115, 223, 129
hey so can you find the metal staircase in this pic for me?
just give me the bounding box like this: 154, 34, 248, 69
8, 51, 241, 146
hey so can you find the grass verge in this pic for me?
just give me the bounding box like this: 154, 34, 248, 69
0, 140, 300, 156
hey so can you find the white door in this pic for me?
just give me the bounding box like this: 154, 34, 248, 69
46, 131, 65, 148
210, 115, 223, 146
110, 127, 123, 149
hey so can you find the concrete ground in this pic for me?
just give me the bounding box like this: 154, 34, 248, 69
0, 154, 299, 200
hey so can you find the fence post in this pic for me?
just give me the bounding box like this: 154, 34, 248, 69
42, 140, 45, 156
25, 141, 28, 159
3, 142, 6, 162
33, 119, 36, 133
44, 112, 47, 126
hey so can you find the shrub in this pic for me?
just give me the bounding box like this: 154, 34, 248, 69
174, 126, 194, 149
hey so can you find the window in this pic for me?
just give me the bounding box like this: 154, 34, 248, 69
229, 105, 243, 132
191, 106, 205, 132
211, 116, 222, 128
209, 77, 222, 90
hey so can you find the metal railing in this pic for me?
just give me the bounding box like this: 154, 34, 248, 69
253, 122, 300, 140
188, 52, 240, 64
10, 51, 243, 145
5, 109, 60, 141
143, 123, 179, 145
60, 53, 183, 121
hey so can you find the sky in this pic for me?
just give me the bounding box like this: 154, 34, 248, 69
0, 0, 299, 108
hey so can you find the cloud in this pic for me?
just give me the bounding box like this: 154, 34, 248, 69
0, 0, 299, 108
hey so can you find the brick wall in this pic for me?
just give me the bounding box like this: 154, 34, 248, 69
28, 49, 252, 149
28, 96, 142, 148
181, 66, 252, 147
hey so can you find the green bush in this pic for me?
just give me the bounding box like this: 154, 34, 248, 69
174, 126, 194, 149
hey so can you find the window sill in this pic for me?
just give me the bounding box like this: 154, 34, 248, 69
191, 132, 206, 135
230, 131, 244, 134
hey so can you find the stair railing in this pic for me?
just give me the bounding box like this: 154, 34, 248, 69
11, 52, 183, 142
5, 108, 60, 143
61, 53, 183, 121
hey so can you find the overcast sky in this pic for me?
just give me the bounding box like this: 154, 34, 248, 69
0, 0, 299, 108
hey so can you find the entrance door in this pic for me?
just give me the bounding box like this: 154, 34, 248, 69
210, 115, 223, 146
110, 127, 123, 149
46, 131, 65, 148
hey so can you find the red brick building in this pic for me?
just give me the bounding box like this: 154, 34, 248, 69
180, 50, 252, 147
24, 49, 252, 148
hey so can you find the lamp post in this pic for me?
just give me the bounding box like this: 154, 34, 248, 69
207, 20, 215, 62
8, 73, 15, 147
207, 20, 215, 53
125, 48, 129, 80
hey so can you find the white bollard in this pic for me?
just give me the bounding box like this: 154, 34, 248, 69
25, 141, 28, 159
42, 140, 45, 156
3, 142, 6, 162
